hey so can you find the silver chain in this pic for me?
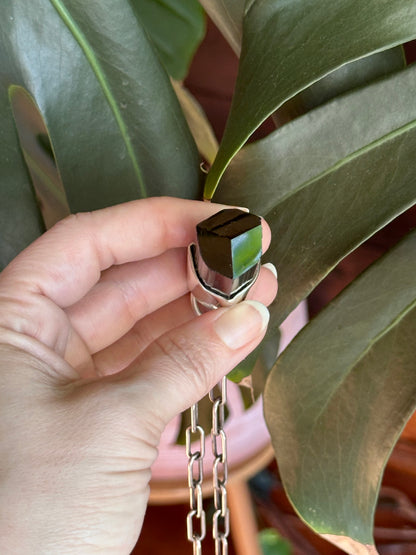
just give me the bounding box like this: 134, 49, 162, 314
186, 403, 206, 555
186, 377, 229, 554
210, 377, 230, 555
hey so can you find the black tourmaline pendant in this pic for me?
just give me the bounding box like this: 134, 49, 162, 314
188, 208, 262, 314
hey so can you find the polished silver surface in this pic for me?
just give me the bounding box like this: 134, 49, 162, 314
187, 244, 260, 315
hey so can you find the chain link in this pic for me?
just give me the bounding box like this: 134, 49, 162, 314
210, 377, 229, 555
186, 403, 206, 554
186, 377, 230, 554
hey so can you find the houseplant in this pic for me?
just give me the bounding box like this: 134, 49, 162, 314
1, 1, 415, 553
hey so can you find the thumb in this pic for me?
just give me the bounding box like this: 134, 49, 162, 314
116, 300, 270, 426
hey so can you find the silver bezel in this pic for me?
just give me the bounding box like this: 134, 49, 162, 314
187, 244, 260, 315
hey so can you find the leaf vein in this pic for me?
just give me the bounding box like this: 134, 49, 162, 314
49, 0, 147, 197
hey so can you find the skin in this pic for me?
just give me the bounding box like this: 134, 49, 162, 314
0, 197, 277, 554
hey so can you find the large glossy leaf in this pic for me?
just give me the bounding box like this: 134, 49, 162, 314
274, 47, 406, 125
200, 3, 405, 124
199, 0, 245, 55
264, 230, 416, 550
132, 0, 205, 80
205, 0, 416, 197
294, 47, 406, 112
201, 1, 406, 129
0, 0, 200, 230
215, 64, 416, 326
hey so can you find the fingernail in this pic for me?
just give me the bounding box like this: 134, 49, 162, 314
213, 300, 270, 350
263, 262, 277, 279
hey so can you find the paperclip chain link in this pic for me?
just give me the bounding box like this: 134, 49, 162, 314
186, 377, 229, 554
210, 377, 229, 555
186, 403, 206, 554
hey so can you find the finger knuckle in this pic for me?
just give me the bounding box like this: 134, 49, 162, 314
154, 332, 221, 392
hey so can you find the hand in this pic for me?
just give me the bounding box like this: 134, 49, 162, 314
0, 197, 277, 554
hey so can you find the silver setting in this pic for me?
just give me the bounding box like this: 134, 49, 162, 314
187, 243, 261, 315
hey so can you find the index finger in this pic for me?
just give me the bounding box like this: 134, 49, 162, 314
0, 197, 271, 308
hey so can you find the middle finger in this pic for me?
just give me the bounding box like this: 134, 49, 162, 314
66, 247, 188, 355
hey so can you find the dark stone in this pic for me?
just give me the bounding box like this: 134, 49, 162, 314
196, 208, 262, 279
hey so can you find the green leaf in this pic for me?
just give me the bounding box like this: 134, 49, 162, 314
228, 329, 279, 392
294, 47, 406, 112
9, 86, 70, 230
131, 0, 205, 80
215, 64, 416, 325
250, 329, 280, 399
199, 0, 245, 54
205, 0, 416, 198
263, 229, 416, 546
228, 346, 261, 384
0, 0, 201, 223
259, 529, 292, 555
274, 47, 406, 125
